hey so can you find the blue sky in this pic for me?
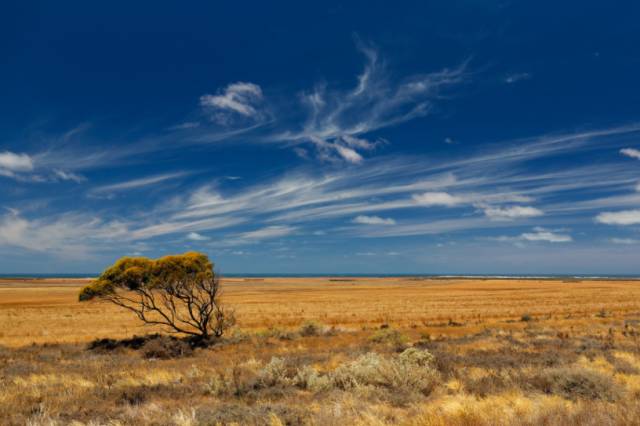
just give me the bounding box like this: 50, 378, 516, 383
2, 1, 640, 274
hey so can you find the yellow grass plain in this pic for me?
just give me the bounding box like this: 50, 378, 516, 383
1, 276, 639, 346
3, 276, 640, 425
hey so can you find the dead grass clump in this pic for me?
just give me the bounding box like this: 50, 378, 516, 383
141, 336, 193, 359
257, 327, 299, 341
531, 366, 624, 401
197, 402, 310, 426
88, 334, 193, 359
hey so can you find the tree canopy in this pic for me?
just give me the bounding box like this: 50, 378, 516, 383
79, 252, 234, 339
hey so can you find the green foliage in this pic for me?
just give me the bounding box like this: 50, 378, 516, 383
369, 328, 410, 350
79, 252, 233, 339
79, 252, 211, 301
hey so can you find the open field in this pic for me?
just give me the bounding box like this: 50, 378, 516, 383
2, 277, 640, 425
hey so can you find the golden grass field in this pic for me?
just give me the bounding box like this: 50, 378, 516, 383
2, 277, 640, 425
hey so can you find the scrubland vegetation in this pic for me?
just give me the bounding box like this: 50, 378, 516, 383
2, 276, 640, 425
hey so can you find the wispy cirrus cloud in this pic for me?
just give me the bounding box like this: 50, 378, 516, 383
504, 72, 531, 84
521, 227, 572, 243
620, 148, 640, 160
0, 150, 86, 184
352, 215, 396, 225
272, 43, 467, 163
494, 227, 572, 244
610, 238, 639, 245
186, 232, 209, 241
412, 192, 463, 207
482, 205, 544, 221
89, 172, 189, 196
0, 210, 128, 257
200, 82, 265, 125
5, 119, 640, 257
0, 151, 33, 177
596, 209, 640, 225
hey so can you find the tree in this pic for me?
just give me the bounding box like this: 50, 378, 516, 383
79, 252, 235, 340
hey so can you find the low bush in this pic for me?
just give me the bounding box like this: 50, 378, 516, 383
332, 348, 439, 395
256, 357, 290, 388
142, 336, 193, 359
369, 328, 410, 350
531, 366, 624, 401
293, 365, 332, 392
299, 320, 325, 337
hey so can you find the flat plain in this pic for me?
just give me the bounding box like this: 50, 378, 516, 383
2, 277, 640, 425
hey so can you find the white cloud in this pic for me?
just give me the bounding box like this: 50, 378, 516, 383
505, 73, 531, 84
334, 145, 363, 164
610, 238, 639, 245
352, 215, 396, 225
620, 148, 640, 160
0, 211, 128, 257
186, 232, 209, 241
273, 43, 466, 163
200, 82, 264, 124
413, 192, 463, 207
53, 169, 85, 183
90, 172, 187, 195
521, 227, 572, 243
483, 205, 544, 221
0, 151, 33, 173
237, 225, 296, 241
596, 209, 640, 225
0, 151, 34, 178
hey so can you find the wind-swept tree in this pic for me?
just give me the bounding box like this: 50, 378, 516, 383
79, 252, 235, 340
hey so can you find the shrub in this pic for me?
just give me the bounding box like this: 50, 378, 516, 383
332, 348, 439, 395
256, 357, 290, 388
521, 313, 533, 322
294, 366, 331, 392
142, 336, 192, 359
369, 328, 410, 350
531, 366, 624, 401
299, 321, 325, 337
204, 373, 229, 396
258, 327, 298, 341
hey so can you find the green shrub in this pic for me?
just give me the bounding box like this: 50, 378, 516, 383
369, 328, 409, 350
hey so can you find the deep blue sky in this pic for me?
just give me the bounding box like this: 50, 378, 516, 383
2, 1, 640, 274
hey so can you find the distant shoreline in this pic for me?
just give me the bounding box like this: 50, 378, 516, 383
1, 273, 640, 281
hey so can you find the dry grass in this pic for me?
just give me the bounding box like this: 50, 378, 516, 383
2, 277, 640, 425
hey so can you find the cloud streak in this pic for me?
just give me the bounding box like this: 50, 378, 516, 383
272, 43, 467, 163
620, 148, 640, 160
200, 82, 265, 125
596, 210, 640, 225
352, 215, 396, 225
